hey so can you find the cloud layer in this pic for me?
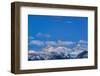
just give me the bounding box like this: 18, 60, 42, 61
29, 40, 76, 47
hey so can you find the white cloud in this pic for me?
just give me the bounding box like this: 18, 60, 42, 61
28, 50, 37, 54
57, 40, 75, 46
45, 40, 75, 46
78, 40, 87, 44
29, 40, 75, 47
30, 40, 44, 46
36, 32, 51, 38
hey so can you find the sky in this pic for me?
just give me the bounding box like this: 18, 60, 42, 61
28, 15, 88, 51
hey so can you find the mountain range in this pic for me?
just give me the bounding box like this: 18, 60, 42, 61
28, 40, 88, 61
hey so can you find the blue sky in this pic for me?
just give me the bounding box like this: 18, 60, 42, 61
28, 15, 88, 51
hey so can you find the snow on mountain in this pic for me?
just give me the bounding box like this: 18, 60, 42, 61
43, 45, 71, 53
70, 40, 88, 59
28, 40, 88, 61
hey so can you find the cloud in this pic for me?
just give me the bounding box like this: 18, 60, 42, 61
78, 40, 87, 44
57, 40, 75, 46
36, 32, 51, 38
29, 40, 75, 47
28, 50, 37, 54
30, 40, 44, 46
45, 40, 75, 46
